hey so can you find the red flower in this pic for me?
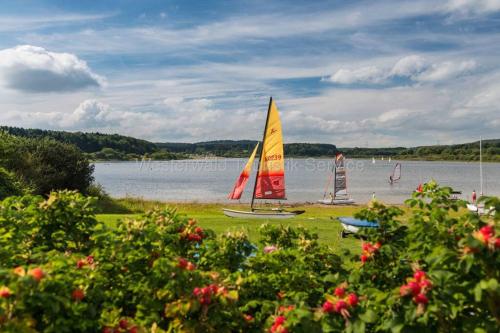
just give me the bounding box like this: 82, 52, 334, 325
400, 284, 411, 297
243, 314, 254, 322
413, 293, 428, 304
0, 286, 12, 298
420, 279, 432, 289
480, 225, 494, 238
119, 319, 129, 329
374, 242, 382, 249
334, 287, 345, 297
347, 293, 359, 307
407, 281, 421, 296
334, 300, 348, 313
195, 227, 203, 234
129, 326, 138, 333
186, 262, 196, 271
193, 287, 201, 297
360, 254, 368, 263
86, 255, 94, 264
102, 327, 113, 333
322, 301, 334, 313
413, 270, 426, 282
28, 267, 44, 282
77, 259, 86, 269
187, 233, 202, 242
274, 316, 285, 326
177, 258, 188, 269
72, 288, 85, 301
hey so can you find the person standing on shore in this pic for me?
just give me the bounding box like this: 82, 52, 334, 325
472, 190, 477, 203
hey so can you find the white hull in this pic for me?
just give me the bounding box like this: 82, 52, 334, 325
222, 208, 299, 219
341, 223, 360, 234
318, 198, 355, 205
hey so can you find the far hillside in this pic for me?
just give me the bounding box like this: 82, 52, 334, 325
2, 126, 499, 161
0, 126, 183, 161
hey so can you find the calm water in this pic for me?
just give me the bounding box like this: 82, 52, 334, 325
94, 159, 500, 204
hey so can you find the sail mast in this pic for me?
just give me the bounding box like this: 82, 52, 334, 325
480, 137, 483, 196
333, 160, 337, 200
251, 97, 273, 210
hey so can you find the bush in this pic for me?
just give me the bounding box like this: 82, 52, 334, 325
0, 185, 499, 332
0, 132, 94, 195
0, 167, 26, 199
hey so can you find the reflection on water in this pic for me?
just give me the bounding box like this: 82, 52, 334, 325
94, 158, 500, 204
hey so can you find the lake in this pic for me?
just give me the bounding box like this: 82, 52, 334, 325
94, 158, 500, 204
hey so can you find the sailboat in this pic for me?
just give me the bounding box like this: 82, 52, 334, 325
467, 138, 494, 215
222, 97, 305, 219
372, 157, 376, 164
318, 153, 355, 205
388, 163, 401, 184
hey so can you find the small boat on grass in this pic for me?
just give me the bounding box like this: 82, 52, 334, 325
337, 217, 379, 237
318, 153, 355, 205
222, 97, 304, 219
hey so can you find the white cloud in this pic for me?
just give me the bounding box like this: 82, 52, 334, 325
326, 55, 476, 85
61, 100, 114, 128
444, 0, 500, 16
416, 60, 476, 82
0, 45, 104, 92
326, 66, 387, 84
390, 55, 428, 78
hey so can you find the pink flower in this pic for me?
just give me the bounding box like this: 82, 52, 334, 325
264, 245, 278, 254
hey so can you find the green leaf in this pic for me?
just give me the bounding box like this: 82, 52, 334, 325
359, 309, 377, 323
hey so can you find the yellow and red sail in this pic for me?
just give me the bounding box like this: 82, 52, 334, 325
228, 143, 259, 200
254, 100, 286, 199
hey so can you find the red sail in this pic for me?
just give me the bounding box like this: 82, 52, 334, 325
228, 143, 259, 200
254, 171, 285, 199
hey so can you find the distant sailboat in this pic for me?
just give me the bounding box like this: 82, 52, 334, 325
318, 153, 355, 205
388, 157, 391, 162
467, 138, 494, 215
381, 157, 384, 161
389, 163, 401, 184
372, 157, 376, 164
223, 97, 305, 219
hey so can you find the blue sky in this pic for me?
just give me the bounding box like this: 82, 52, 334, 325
1, 0, 500, 146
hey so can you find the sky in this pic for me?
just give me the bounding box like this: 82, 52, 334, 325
0, 0, 500, 147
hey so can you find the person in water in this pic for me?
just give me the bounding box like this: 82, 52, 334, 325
472, 190, 477, 203
389, 175, 393, 184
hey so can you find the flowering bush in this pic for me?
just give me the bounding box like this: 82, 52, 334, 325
0, 183, 499, 332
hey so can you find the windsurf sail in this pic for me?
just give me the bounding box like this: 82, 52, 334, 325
389, 163, 401, 183
228, 143, 259, 200
334, 154, 348, 197
253, 98, 286, 200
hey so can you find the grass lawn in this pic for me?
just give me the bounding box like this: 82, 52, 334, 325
96, 202, 374, 252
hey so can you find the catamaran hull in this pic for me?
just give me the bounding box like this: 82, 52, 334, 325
318, 198, 355, 205
222, 208, 299, 219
